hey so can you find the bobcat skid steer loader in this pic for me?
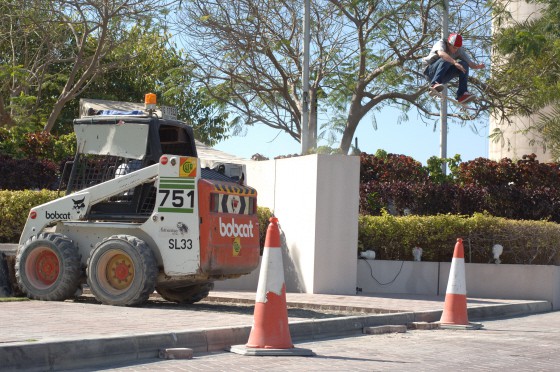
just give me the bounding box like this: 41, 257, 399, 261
15, 96, 260, 306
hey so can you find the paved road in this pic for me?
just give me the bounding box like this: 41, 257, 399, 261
0, 291, 552, 371
89, 311, 560, 371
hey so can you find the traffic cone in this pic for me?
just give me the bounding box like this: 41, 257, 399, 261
440, 238, 482, 329
229, 217, 313, 356
246, 217, 293, 349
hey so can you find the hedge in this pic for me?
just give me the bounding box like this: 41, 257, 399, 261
359, 212, 560, 265
0, 156, 60, 190
3, 191, 560, 266
359, 153, 560, 223
0, 190, 60, 243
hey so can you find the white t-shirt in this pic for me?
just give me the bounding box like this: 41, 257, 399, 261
422, 39, 473, 67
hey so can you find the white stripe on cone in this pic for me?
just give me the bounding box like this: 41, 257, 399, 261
446, 257, 466, 295
255, 248, 284, 303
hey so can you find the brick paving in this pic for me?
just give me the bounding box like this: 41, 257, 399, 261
93, 311, 560, 371
0, 291, 535, 345
0, 290, 552, 371
209, 290, 536, 313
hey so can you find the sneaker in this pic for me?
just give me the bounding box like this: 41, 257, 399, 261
458, 92, 475, 104
430, 83, 444, 93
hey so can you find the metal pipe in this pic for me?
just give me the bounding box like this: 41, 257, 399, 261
301, 0, 310, 154
440, 0, 449, 175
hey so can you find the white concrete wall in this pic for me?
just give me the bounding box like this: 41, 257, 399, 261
356, 260, 440, 295
215, 154, 359, 295
313, 155, 360, 293
463, 263, 560, 307
356, 260, 560, 309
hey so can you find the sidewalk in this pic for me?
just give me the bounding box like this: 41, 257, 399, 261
0, 290, 552, 371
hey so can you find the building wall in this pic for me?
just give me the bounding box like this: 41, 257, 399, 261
489, 0, 551, 161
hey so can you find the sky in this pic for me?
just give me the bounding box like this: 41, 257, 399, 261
214, 105, 490, 165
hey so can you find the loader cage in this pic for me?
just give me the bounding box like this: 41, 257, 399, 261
59, 116, 198, 222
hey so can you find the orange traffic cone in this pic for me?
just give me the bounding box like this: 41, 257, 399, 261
229, 217, 313, 356
246, 217, 293, 349
440, 238, 482, 329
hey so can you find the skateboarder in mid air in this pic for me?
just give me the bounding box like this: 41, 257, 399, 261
423, 33, 485, 104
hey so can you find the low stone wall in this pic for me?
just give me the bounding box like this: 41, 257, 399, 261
356, 260, 560, 310
215, 258, 560, 310
5, 239, 557, 309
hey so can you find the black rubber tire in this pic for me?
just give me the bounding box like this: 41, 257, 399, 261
156, 282, 214, 304
86, 235, 157, 306
15, 233, 82, 301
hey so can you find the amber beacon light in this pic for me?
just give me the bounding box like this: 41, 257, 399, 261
145, 93, 157, 110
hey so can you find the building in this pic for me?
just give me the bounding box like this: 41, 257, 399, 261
488, 0, 552, 161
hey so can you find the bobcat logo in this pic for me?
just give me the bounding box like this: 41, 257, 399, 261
228, 195, 241, 214
72, 197, 86, 212
177, 222, 188, 235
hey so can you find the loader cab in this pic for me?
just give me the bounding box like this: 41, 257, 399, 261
60, 98, 197, 222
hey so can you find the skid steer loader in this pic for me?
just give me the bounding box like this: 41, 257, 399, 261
15, 95, 260, 306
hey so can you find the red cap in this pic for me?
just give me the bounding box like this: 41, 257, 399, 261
448, 33, 462, 47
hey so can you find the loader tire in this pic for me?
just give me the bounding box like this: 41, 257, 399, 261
87, 235, 157, 306
156, 282, 214, 304
15, 233, 82, 301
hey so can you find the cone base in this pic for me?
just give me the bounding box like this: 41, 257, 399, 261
438, 322, 483, 330
229, 344, 314, 356
440, 293, 469, 325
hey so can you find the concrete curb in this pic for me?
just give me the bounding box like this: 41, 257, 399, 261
0, 299, 551, 371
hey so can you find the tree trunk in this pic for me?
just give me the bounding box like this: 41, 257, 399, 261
309, 88, 318, 150
0, 96, 15, 127
43, 99, 67, 133
339, 111, 362, 155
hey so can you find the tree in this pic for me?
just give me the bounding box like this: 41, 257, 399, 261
490, 0, 560, 160
175, 0, 497, 154
0, 1, 68, 129
76, 24, 230, 145
0, 0, 176, 132
1, 0, 229, 145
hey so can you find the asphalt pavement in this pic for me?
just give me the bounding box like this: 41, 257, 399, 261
96, 310, 560, 371
0, 290, 552, 371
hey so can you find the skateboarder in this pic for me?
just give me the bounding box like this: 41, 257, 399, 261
423, 33, 485, 103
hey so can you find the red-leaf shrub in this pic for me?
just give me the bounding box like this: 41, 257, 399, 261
0, 155, 59, 190
360, 153, 428, 184
360, 152, 560, 223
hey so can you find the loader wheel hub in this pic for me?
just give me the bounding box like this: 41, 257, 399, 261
106, 254, 134, 290
35, 250, 59, 285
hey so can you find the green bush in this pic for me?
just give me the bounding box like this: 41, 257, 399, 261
358, 212, 560, 265
257, 206, 273, 253
0, 190, 59, 243
5, 190, 558, 266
